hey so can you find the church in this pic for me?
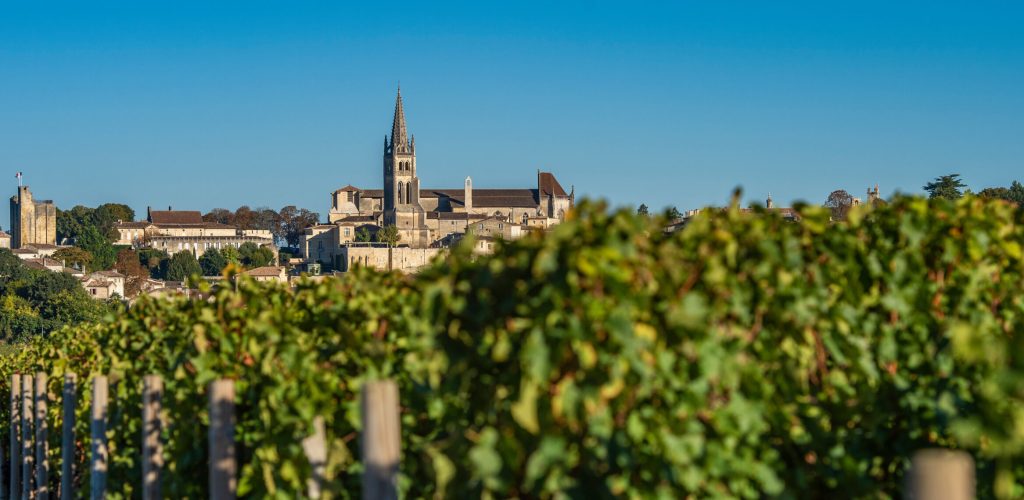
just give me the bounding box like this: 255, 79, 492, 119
308, 88, 573, 269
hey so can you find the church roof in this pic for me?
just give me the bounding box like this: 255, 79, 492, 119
538, 172, 568, 197
357, 188, 540, 208
391, 87, 410, 151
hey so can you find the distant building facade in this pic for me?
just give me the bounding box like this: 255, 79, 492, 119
9, 186, 57, 249
305, 88, 573, 272
116, 208, 275, 258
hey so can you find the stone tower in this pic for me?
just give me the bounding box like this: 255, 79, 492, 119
9, 185, 56, 248
383, 87, 426, 235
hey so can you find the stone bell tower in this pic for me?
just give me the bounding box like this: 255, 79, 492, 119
382, 87, 429, 246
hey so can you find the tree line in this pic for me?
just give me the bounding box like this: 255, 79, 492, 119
202, 205, 320, 248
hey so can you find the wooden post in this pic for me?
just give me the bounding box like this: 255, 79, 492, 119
361, 380, 400, 500
9, 374, 21, 500
907, 449, 974, 500
21, 375, 33, 500
34, 373, 48, 499
208, 380, 236, 500
141, 375, 163, 500
90, 376, 108, 500
60, 375, 75, 500
301, 416, 326, 499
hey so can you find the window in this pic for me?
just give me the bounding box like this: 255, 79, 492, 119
406, 185, 412, 204
398, 182, 404, 204
344, 228, 351, 237
347, 191, 354, 202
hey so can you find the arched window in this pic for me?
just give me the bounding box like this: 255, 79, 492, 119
406, 184, 413, 204
398, 182, 404, 204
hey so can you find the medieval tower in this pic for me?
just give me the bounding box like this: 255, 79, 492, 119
9, 185, 57, 248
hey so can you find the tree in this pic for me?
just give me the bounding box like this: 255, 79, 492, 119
376, 225, 401, 247
279, 206, 321, 247
114, 249, 147, 297
355, 227, 372, 243
825, 189, 855, 221
221, 246, 242, 266
979, 181, 1024, 204
667, 206, 682, 220
138, 248, 170, 279
1010, 181, 1024, 204
233, 206, 258, 230
199, 248, 229, 276
923, 174, 967, 200
165, 251, 202, 282
978, 187, 1011, 200
76, 226, 116, 271
203, 208, 236, 225
56, 205, 95, 243
53, 247, 93, 270
637, 204, 649, 216
239, 243, 275, 268
93, 203, 135, 240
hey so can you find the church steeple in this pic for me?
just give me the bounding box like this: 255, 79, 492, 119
390, 87, 410, 153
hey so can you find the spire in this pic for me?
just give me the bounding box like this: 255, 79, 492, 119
390, 86, 409, 152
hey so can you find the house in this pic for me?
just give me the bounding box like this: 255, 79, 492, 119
244, 266, 288, 284
0, 231, 10, 249
82, 270, 125, 299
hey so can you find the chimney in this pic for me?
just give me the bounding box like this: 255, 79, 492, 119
464, 176, 473, 211
147, 206, 152, 222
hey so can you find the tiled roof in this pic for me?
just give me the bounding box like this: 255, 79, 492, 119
335, 185, 360, 192
337, 215, 378, 223
0, 231, 10, 238
245, 266, 285, 277
149, 210, 203, 224
23, 258, 62, 270
116, 222, 152, 229
93, 270, 125, 278
84, 278, 114, 289
12, 248, 37, 254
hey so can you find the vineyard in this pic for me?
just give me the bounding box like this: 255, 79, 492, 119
2, 196, 1024, 498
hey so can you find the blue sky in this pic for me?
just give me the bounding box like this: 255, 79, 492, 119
2, 1, 1022, 225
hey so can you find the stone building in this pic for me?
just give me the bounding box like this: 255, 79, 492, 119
9, 186, 57, 249
0, 231, 10, 249
115, 208, 276, 258
306, 88, 573, 271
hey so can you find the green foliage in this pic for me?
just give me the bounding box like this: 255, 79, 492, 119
52, 247, 93, 270
924, 173, 967, 200
165, 251, 201, 282
355, 226, 372, 242
93, 203, 135, 239
5, 197, 1024, 497
56, 205, 95, 242
978, 180, 1024, 204
137, 248, 169, 279
0, 249, 113, 341
199, 248, 228, 276
238, 242, 274, 268
76, 226, 116, 271
221, 246, 241, 265
376, 225, 400, 247
636, 203, 649, 216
